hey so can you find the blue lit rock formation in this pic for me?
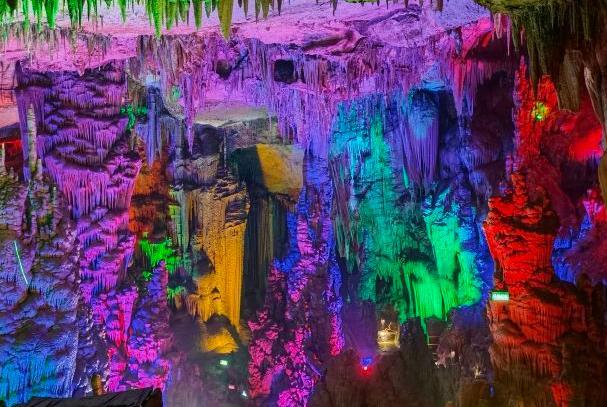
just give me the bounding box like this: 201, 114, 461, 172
0, 162, 82, 404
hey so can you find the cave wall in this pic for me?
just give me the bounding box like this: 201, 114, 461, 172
248, 156, 344, 405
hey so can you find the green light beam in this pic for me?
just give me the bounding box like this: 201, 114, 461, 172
13, 240, 28, 285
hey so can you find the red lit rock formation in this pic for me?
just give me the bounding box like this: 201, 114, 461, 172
484, 63, 607, 407
485, 170, 607, 406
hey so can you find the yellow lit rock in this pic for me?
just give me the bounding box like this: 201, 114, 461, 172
200, 325, 239, 354
186, 177, 249, 330
256, 144, 303, 198
233, 144, 303, 199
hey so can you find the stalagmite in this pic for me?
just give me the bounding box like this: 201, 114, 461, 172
0, 164, 80, 404
484, 62, 607, 407
0, 143, 5, 175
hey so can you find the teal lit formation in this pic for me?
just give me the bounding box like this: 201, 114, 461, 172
330, 95, 483, 327
121, 104, 148, 131
138, 235, 182, 306
171, 86, 181, 101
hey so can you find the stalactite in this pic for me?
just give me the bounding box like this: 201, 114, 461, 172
127, 10, 506, 159
25, 107, 37, 178
15, 84, 45, 181
0, 144, 6, 175
330, 95, 486, 324
9, 62, 175, 400
144, 88, 160, 166
243, 189, 289, 311
187, 175, 249, 328
169, 186, 192, 254
6, 3, 602, 406
423, 186, 483, 307
398, 89, 440, 188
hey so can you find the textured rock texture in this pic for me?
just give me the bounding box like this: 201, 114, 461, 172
0, 166, 81, 404
483, 63, 607, 407
248, 157, 344, 406
309, 319, 443, 407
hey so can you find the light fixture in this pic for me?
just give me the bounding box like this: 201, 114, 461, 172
360, 356, 373, 374
532, 102, 549, 122
491, 291, 509, 301
219, 359, 229, 367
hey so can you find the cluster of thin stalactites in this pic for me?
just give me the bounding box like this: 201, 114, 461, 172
0, 0, 454, 40
0, 0, 284, 38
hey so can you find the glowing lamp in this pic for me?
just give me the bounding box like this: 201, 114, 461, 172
491, 291, 509, 302
219, 359, 229, 367
532, 102, 549, 122
241, 390, 248, 398
228, 384, 236, 390
360, 356, 373, 374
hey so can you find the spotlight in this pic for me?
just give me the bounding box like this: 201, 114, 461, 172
241, 390, 248, 398
360, 357, 373, 375
219, 359, 229, 367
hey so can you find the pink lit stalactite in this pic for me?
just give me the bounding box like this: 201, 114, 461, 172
131, 11, 507, 158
